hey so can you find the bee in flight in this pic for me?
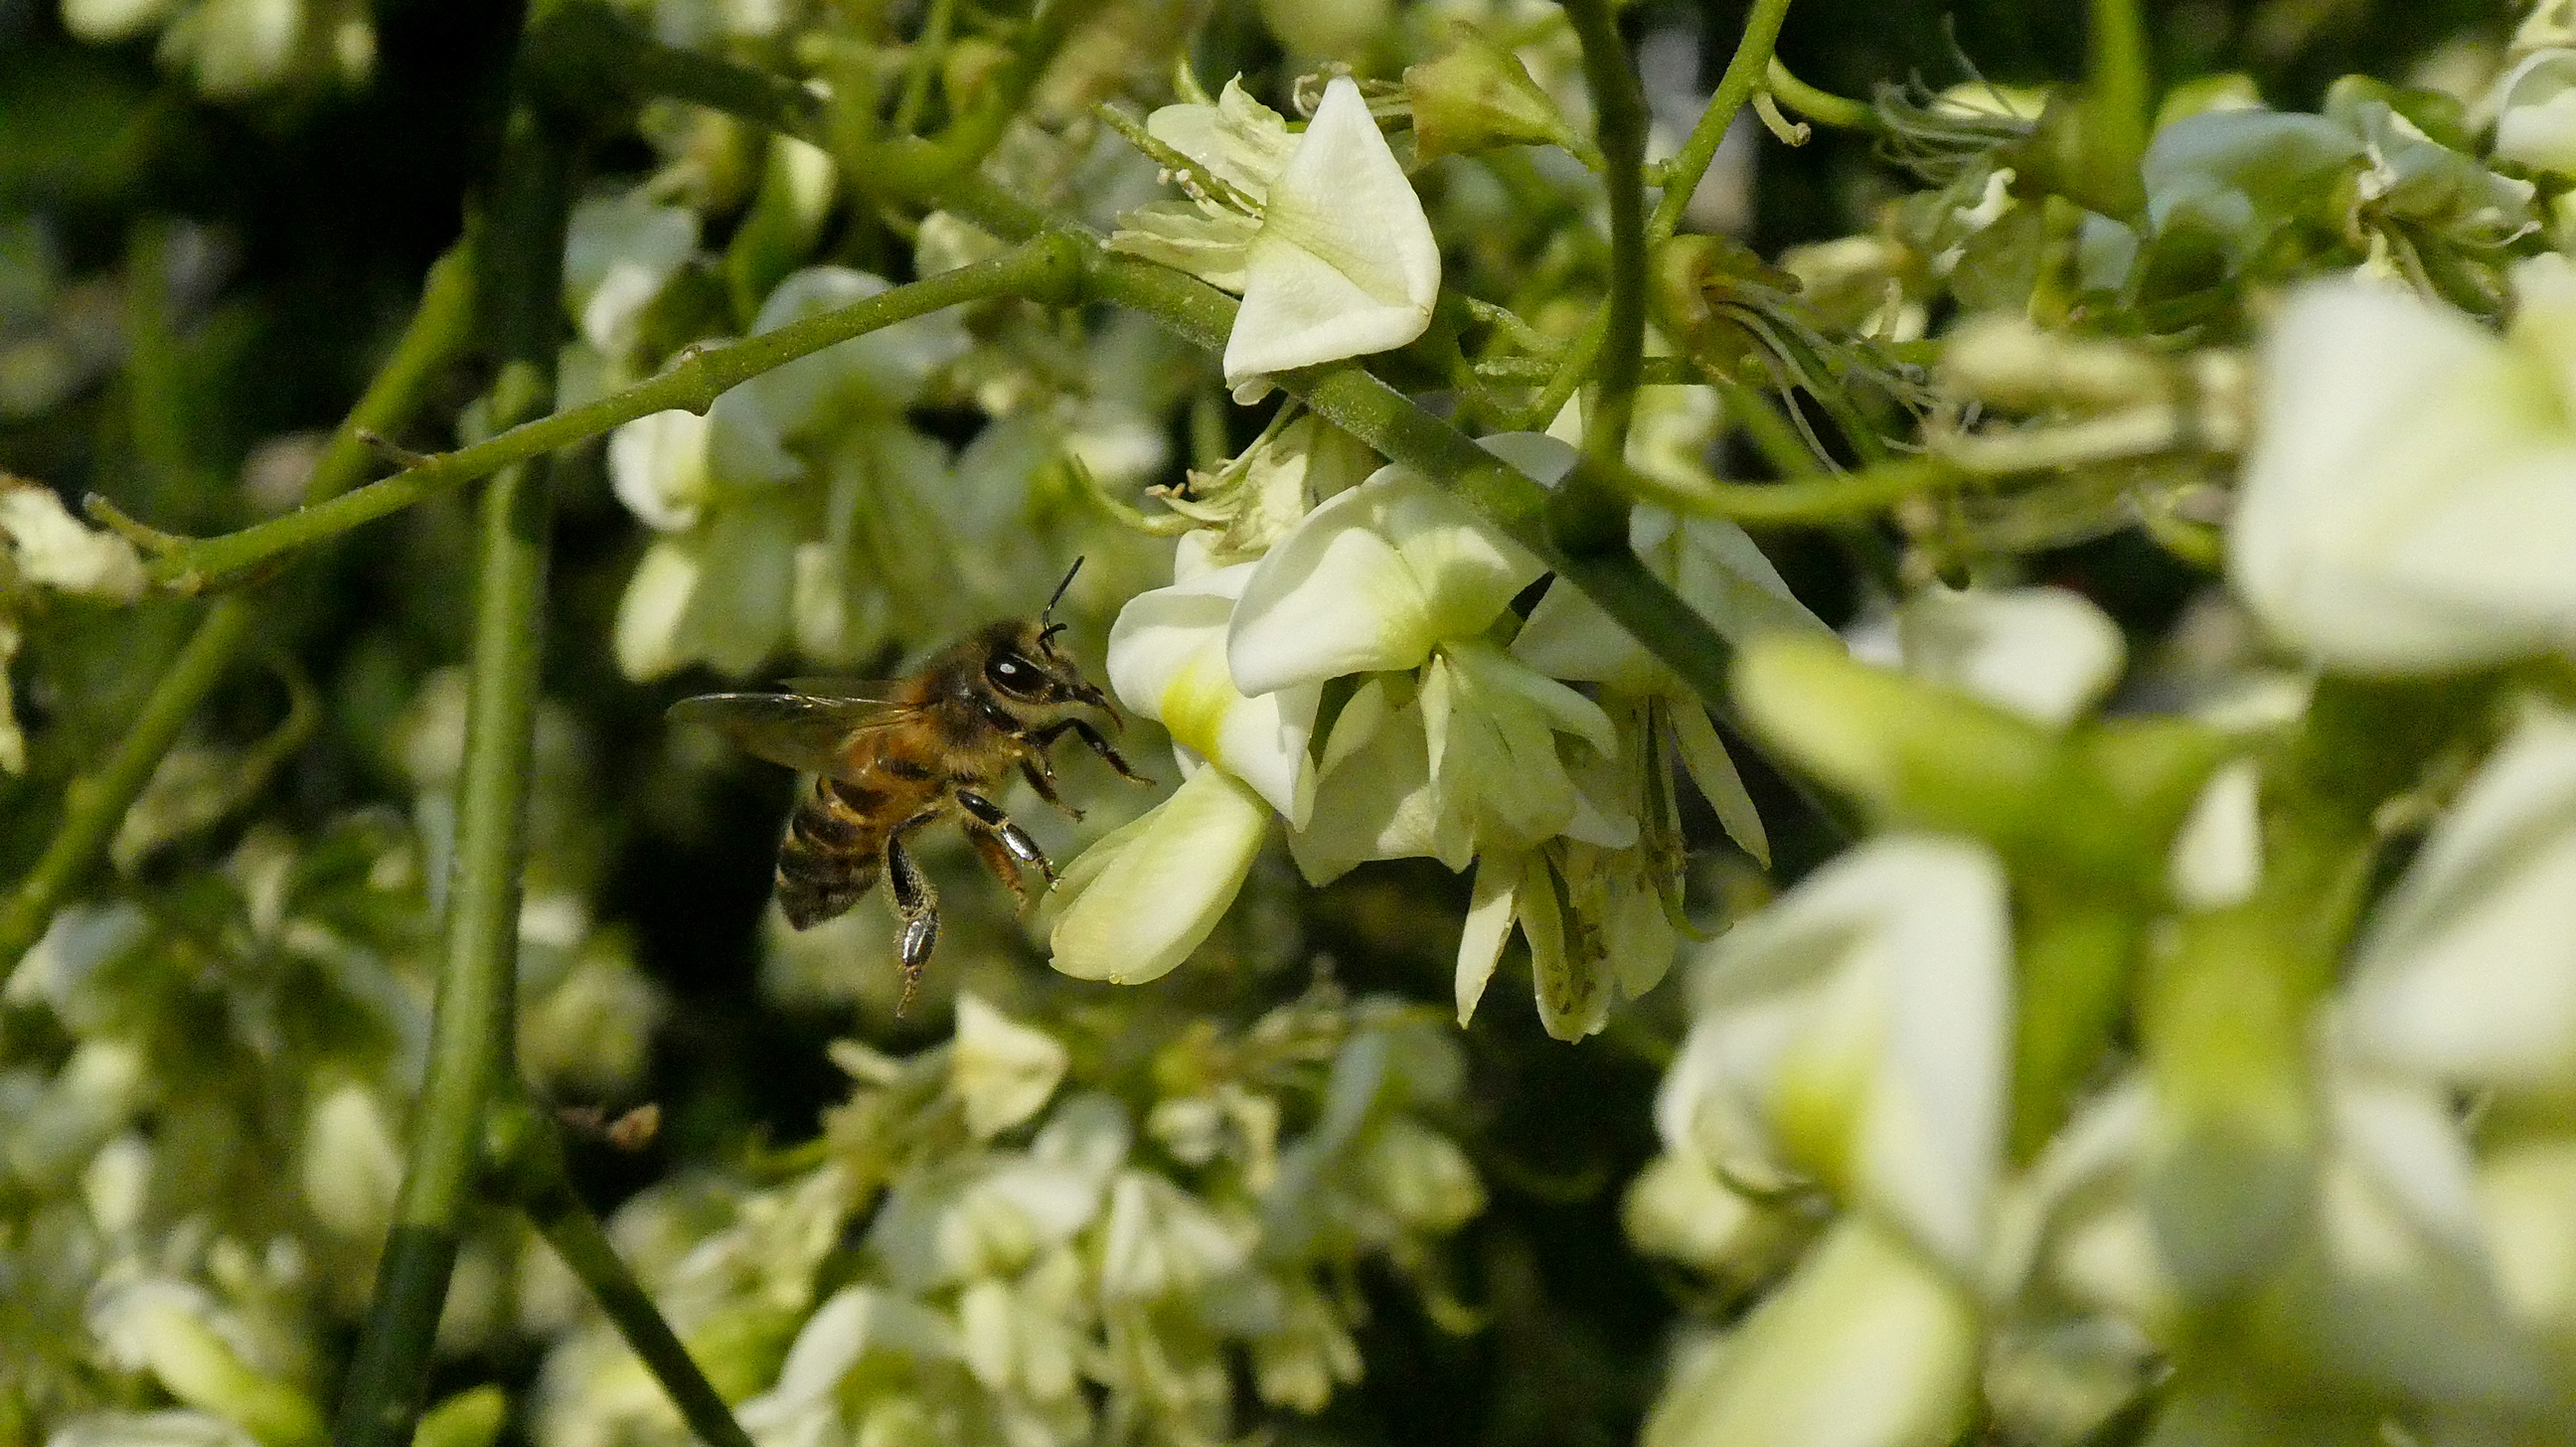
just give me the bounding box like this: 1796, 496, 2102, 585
670, 561, 1147, 1015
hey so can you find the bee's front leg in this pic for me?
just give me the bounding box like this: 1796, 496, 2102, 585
1017, 754, 1082, 821
1033, 718, 1153, 786
956, 789, 1055, 884
885, 830, 941, 1018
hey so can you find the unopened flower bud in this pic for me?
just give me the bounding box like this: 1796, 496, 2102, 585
1404, 26, 1588, 164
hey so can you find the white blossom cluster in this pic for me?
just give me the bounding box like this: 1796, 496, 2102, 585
1613, 29, 2576, 1441
527, 990, 1482, 1447
1053, 75, 1825, 1038
5, 670, 664, 1447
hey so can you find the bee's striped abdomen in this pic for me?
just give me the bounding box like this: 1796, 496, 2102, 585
775, 776, 886, 928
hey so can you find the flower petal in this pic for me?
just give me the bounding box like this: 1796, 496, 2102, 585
1454, 851, 1519, 1027
2341, 706, 2576, 1089
2229, 275, 2576, 671
1640, 1216, 1979, 1447
1683, 835, 2012, 1274
1895, 585, 2126, 729
1047, 766, 1270, 985
1220, 77, 1440, 390
950, 994, 1070, 1139
1229, 462, 1542, 696
1107, 562, 1318, 823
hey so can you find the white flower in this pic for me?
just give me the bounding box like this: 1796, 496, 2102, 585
2228, 258, 2576, 672
1640, 1216, 1980, 1447
87, 1278, 325, 1447
2166, 756, 2262, 910
1047, 765, 1270, 986
1285, 677, 1474, 883
2009, 1067, 2547, 1410
1106, 544, 1319, 823
950, 994, 1069, 1140
609, 492, 801, 681
1662, 835, 2012, 1276
1220, 76, 1440, 396
1098, 1170, 1252, 1300
300, 1081, 402, 1240
1420, 639, 1614, 848
2, 483, 146, 600
2493, 49, 2576, 177
562, 193, 698, 357
1891, 586, 2125, 729
2340, 706, 2576, 1090
607, 408, 712, 533
1227, 441, 1548, 696
733, 1287, 959, 1445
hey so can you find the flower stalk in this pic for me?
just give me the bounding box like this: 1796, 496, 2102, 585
114, 239, 1079, 591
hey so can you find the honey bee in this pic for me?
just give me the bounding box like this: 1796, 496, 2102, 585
670, 561, 1147, 1014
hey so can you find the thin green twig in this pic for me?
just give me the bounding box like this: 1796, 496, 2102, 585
1648, 0, 1796, 242
0, 243, 478, 971
1558, 0, 1648, 482
113, 240, 1078, 591
1763, 56, 1875, 131
486, 1097, 760, 1447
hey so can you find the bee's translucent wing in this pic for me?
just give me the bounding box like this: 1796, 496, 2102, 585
667, 691, 926, 779
775, 677, 910, 701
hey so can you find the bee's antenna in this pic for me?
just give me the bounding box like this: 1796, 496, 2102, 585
1043, 557, 1084, 623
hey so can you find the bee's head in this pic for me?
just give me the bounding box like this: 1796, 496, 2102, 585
974, 563, 1120, 725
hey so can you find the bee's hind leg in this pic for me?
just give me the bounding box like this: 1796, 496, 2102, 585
963, 824, 1029, 909
956, 789, 1054, 885
885, 832, 941, 1018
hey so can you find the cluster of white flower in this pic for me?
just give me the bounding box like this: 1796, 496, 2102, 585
529, 990, 1481, 1447
5, 664, 664, 1447
1615, 39, 2576, 1437
1051, 76, 1825, 1038
59, 0, 375, 99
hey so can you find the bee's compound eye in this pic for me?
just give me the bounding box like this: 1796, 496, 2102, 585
986, 652, 1043, 698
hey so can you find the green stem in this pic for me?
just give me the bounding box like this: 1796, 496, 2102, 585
1648, 0, 1795, 242
125, 220, 194, 497
1659, 454, 1963, 523
0, 244, 477, 972
332, 99, 577, 1447
1763, 56, 1875, 131
892, 0, 957, 136
2087, 0, 2151, 211
125, 241, 1077, 590
840, 0, 1106, 197
487, 1098, 759, 1447
527, 1, 827, 144
1558, 0, 1648, 475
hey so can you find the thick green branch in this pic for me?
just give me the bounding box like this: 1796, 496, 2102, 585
128, 240, 1078, 590
333, 100, 577, 1447
0, 243, 477, 971
1648, 0, 1796, 242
